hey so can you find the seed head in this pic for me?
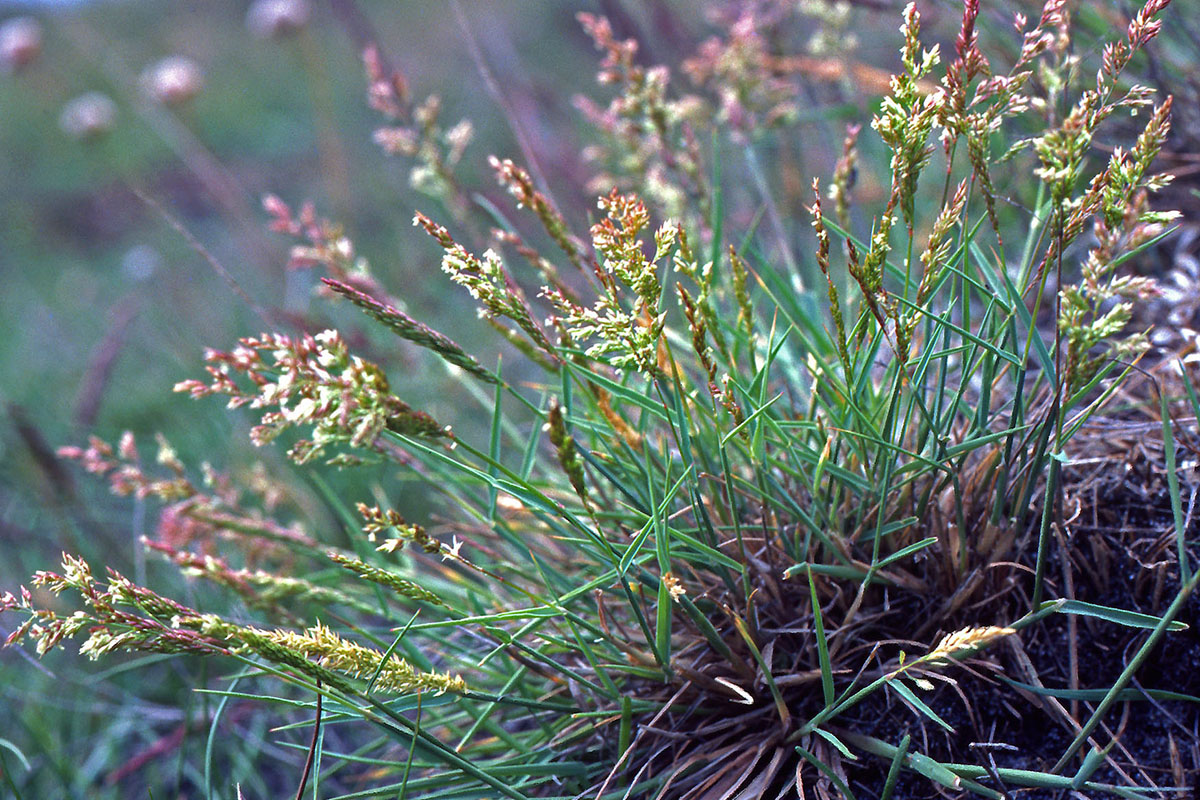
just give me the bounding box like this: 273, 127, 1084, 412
0, 16, 42, 73
927, 625, 1015, 663
58, 92, 117, 141
141, 56, 205, 107
663, 572, 686, 602
246, 0, 312, 40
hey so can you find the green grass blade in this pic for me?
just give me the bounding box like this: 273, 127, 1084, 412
875, 537, 937, 570
1160, 389, 1190, 582
1071, 745, 1109, 790
1042, 599, 1189, 631
880, 734, 910, 800
889, 679, 954, 733
0, 738, 31, 773
795, 746, 857, 800
1052, 566, 1200, 773
205, 676, 241, 800
807, 565, 835, 707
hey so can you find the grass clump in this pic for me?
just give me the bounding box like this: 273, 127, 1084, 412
4, 1, 1196, 797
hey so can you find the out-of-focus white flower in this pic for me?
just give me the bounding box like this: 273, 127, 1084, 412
59, 92, 117, 141
246, 0, 312, 40
141, 56, 204, 106
0, 16, 42, 73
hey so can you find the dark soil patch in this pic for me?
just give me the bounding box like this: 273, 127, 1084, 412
841, 415, 1200, 798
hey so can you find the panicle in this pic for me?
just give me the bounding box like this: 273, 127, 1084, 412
175, 330, 451, 464
357, 503, 442, 554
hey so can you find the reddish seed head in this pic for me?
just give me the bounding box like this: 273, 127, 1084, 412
141, 55, 205, 107
58, 92, 117, 141
0, 16, 41, 73
246, 0, 312, 40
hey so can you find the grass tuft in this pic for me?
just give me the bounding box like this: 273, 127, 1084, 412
4, 0, 1197, 797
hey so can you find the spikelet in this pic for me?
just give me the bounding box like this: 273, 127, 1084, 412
926, 625, 1016, 664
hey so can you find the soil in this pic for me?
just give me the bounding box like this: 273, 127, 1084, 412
841, 414, 1200, 799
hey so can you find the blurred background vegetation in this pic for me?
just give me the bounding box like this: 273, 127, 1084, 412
1, 0, 1197, 796
0, 3, 598, 794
